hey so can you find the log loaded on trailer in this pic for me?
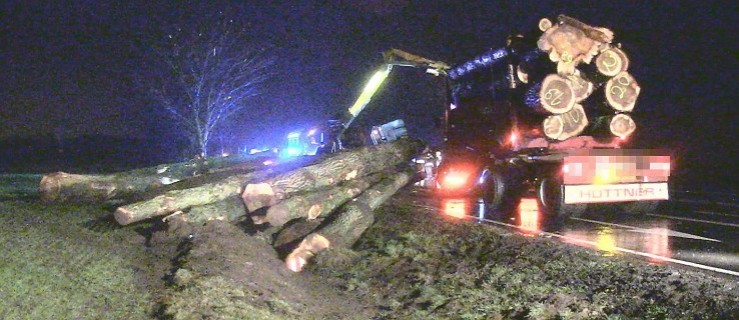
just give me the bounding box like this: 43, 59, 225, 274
435, 15, 670, 226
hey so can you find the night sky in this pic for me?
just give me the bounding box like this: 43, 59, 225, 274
1, 1, 737, 188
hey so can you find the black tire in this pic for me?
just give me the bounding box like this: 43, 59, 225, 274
480, 169, 505, 209
481, 166, 522, 218
537, 176, 586, 228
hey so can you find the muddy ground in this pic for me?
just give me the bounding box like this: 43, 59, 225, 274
1, 185, 737, 319
152, 187, 738, 320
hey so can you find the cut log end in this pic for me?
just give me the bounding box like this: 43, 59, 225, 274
595, 46, 630, 77
543, 116, 564, 140
605, 71, 640, 112
39, 172, 68, 202
543, 104, 588, 141
557, 104, 589, 140
242, 183, 277, 212
285, 233, 331, 272
610, 113, 637, 139
113, 207, 135, 225
540, 74, 576, 114
538, 18, 553, 31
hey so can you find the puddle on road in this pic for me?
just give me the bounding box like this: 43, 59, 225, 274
439, 197, 674, 265
561, 225, 672, 264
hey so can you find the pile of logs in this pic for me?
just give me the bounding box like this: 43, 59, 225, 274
449, 15, 640, 142
39, 139, 425, 272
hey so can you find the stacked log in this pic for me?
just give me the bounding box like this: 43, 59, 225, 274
111, 139, 423, 226
39, 127, 423, 273
448, 14, 642, 143
284, 168, 416, 272
39, 154, 274, 203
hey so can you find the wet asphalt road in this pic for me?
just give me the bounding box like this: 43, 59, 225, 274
427, 187, 739, 277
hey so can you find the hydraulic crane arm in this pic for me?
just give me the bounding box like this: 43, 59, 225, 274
342, 49, 449, 129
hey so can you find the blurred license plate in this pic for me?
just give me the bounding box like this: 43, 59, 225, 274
564, 182, 669, 204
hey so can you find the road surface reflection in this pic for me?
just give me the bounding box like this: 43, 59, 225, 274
439, 197, 673, 265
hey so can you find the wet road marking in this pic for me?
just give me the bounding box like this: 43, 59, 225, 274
671, 199, 739, 208
673, 251, 739, 268
459, 214, 739, 277
645, 213, 739, 228
570, 217, 722, 242
694, 210, 739, 218
574, 217, 724, 241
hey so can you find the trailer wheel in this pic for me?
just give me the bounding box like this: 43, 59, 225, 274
481, 166, 522, 218
480, 169, 505, 209
537, 176, 586, 228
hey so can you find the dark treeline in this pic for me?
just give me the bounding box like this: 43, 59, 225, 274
0, 135, 187, 174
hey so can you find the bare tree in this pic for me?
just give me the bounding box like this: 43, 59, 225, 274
148, 9, 273, 157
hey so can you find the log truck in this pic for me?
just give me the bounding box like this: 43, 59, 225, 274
435, 15, 670, 224
296, 15, 670, 225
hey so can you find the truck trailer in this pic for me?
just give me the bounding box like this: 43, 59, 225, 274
435, 15, 671, 225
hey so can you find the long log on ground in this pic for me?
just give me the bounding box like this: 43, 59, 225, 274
242, 139, 424, 213
175, 195, 247, 224
258, 172, 386, 227
39, 154, 272, 203
113, 149, 381, 225
285, 168, 415, 272
114, 172, 261, 225
112, 155, 326, 225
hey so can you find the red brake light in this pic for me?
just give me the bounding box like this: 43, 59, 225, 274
440, 170, 471, 190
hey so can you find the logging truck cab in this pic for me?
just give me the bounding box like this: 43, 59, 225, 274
435, 16, 671, 226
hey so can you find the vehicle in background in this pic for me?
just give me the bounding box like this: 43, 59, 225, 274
281, 49, 447, 157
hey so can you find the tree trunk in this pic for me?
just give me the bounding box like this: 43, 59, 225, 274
176, 195, 248, 224
537, 15, 613, 76
242, 139, 424, 213
566, 70, 594, 102
556, 15, 614, 44
284, 169, 414, 272
259, 172, 386, 227
39, 154, 273, 203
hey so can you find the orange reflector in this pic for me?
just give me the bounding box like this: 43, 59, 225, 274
518, 198, 540, 234
442, 199, 466, 219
